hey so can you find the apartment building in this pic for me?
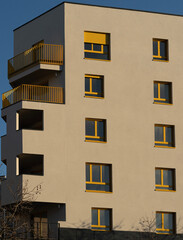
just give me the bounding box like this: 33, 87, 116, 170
1, 2, 183, 239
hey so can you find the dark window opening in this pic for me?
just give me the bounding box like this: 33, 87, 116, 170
18, 154, 43, 176
18, 109, 43, 130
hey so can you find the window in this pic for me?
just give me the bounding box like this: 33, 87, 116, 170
154, 125, 175, 147
85, 119, 106, 142
155, 168, 175, 191
86, 163, 111, 192
156, 212, 175, 234
85, 75, 104, 98
154, 82, 172, 104
91, 208, 112, 231
84, 32, 110, 60
153, 39, 168, 61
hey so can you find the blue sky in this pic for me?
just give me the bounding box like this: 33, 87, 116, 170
0, 0, 183, 175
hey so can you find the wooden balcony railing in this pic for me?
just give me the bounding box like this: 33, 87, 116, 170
8, 43, 63, 77
2, 84, 64, 108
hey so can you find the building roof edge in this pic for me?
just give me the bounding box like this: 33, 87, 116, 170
14, 1, 183, 31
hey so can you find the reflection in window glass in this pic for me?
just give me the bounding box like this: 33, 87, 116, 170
155, 126, 164, 142
166, 127, 172, 143
156, 213, 162, 229
153, 41, 158, 56
86, 120, 95, 136
160, 41, 166, 57
92, 209, 98, 226
86, 164, 90, 181
92, 165, 100, 182
93, 44, 102, 52
85, 77, 90, 92
155, 169, 161, 185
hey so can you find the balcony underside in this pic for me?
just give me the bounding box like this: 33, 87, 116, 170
8, 43, 63, 87
9, 63, 63, 87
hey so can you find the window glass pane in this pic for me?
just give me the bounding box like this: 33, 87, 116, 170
84, 52, 109, 60
92, 78, 103, 94
154, 83, 158, 98
102, 165, 110, 183
164, 213, 173, 230
160, 41, 166, 57
92, 165, 100, 182
163, 170, 173, 186
156, 213, 162, 229
86, 183, 110, 191
160, 83, 170, 101
153, 41, 158, 56
97, 121, 105, 138
86, 120, 95, 136
85, 43, 92, 50
155, 126, 164, 141
86, 164, 90, 181
103, 45, 109, 53
100, 210, 110, 226
85, 77, 90, 92
93, 44, 101, 52
92, 209, 98, 225
155, 169, 161, 185
164, 84, 170, 100
166, 127, 172, 143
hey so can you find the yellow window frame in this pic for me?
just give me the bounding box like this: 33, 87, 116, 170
156, 212, 175, 234
153, 39, 168, 60
91, 208, 111, 231
155, 125, 173, 146
85, 75, 103, 97
85, 44, 104, 54
84, 32, 109, 55
86, 163, 111, 192
154, 82, 171, 103
85, 119, 105, 141
155, 168, 174, 190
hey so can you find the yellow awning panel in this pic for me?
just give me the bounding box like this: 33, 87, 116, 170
84, 32, 109, 45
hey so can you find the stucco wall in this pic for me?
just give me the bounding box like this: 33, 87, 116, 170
2, 2, 183, 233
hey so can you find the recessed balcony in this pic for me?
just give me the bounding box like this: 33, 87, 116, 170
2, 84, 64, 108
8, 44, 63, 86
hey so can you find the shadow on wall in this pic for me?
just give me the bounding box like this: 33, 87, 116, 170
58, 228, 183, 240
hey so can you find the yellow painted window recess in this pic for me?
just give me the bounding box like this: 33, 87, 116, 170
85, 118, 106, 142
156, 212, 175, 234
154, 125, 174, 147
155, 168, 175, 191
91, 208, 112, 231
86, 163, 112, 192
84, 32, 110, 60
85, 75, 104, 98
153, 39, 168, 61
154, 81, 172, 104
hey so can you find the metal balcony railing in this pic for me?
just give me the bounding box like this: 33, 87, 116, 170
2, 84, 64, 108
8, 43, 63, 77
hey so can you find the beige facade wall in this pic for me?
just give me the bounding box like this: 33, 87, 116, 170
2, 2, 183, 233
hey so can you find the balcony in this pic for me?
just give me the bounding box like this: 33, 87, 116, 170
8, 44, 63, 86
2, 84, 64, 108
